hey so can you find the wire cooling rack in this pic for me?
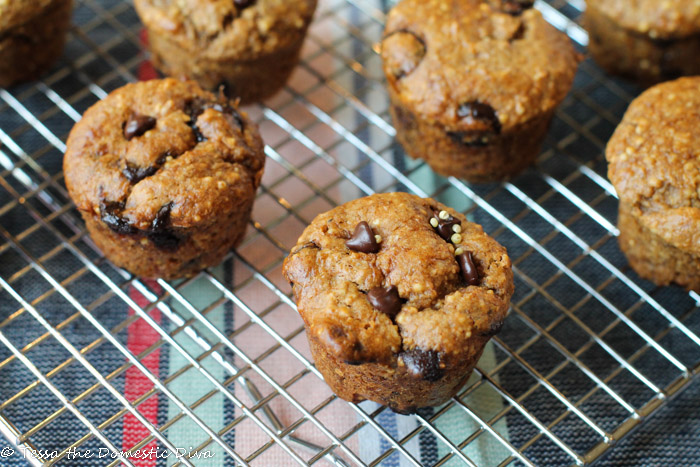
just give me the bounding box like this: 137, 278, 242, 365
1, 0, 700, 465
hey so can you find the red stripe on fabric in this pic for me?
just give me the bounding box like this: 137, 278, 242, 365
138, 29, 158, 81
122, 280, 162, 466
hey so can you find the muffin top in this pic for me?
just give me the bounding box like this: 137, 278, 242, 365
0, 0, 58, 30
134, 0, 317, 60
381, 0, 580, 135
283, 193, 513, 371
607, 77, 700, 254
587, 0, 700, 39
63, 78, 265, 235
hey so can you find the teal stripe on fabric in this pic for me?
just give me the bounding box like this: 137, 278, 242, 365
433, 342, 511, 466
167, 268, 228, 466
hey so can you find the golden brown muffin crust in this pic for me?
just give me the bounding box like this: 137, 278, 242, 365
607, 77, 700, 255
586, 0, 700, 39
283, 193, 513, 366
134, 0, 317, 60
381, 0, 580, 133
64, 78, 264, 232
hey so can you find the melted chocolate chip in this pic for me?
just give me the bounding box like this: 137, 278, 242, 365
346, 221, 380, 253
449, 101, 501, 147
382, 29, 427, 79
457, 251, 480, 286
122, 153, 170, 184
100, 200, 136, 235
292, 241, 320, 255
147, 203, 181, 251
401, 349, 443, 382
234, 0, 256, 8
185, 97, 243, 143
432, 210, 460, 241
510, 22, 526, 41
122, 162, 159, 184
123, 114, 156, 140
480, 319, 504, 337
222, 12, 235, 29
498, 0, 534, 15
367, 285, 402, 318
185, 99, 208, 143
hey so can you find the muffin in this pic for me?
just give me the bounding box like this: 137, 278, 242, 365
283, 193, 513, 413
0, 0, 73, 88
585, 0, 700, 85
134, 0, 318, 104
381, 0, 580, 182
63, 78, 265, 279
606, 77, 700, 291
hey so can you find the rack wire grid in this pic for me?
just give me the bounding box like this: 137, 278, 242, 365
1, 0, 699, 465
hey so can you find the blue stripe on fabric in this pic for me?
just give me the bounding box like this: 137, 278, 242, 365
223, 258, 237, 467
416, 407, 439, 466
377, 410, 402, 467
157, 308, 170, 467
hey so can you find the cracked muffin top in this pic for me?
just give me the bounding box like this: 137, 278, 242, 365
381, 0, 580, 133
283, 193, 513, 369
63, 78, 264, 233
587, 0, 700, 39
607, 77, 700, 254
133, 0, 317, 60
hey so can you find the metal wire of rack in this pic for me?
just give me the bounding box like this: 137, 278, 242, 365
1, 0, 700, 465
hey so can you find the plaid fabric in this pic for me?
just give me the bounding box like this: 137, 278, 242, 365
2, 0, 700, 466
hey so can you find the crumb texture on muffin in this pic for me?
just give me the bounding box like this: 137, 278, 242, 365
134, 0, 317, 60
64, 78, 264, 231
283, 192, 513, 365
607, 77, 700, 290
63, 78, 265, 278
587, 0, 700, 38
607, 77, 700, 253
381, 0, 580, 133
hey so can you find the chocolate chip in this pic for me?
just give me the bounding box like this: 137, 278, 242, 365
222, 12, 235, 29
401, 349, 443, 381
480, 319, 504, 337
100, 200, 136, 235
185, 98, 243, 142
510, 22, 526, 41
382, 30, 426, 79
122, 162, 159, 184
147, 203, 181, 251
123, 114, 156, 140
346, 221, 380, 253
292, 241, 320, 255
457, 251, 480, 286
185, 99, 208, 143
234, 0, 256, 8
498, 0, 534, 15
367, 285, 402, 318
431, 210, 460, 241
449, 101, 502, 147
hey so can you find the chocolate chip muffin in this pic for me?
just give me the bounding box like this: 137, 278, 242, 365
63, 78, 265, 279
283, 193, 513, 413
134, 0, 317, 104
381, 0, 580, 182
606, 77, 700, 291
585, 0, 700, 85
0, 0, 73, 88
